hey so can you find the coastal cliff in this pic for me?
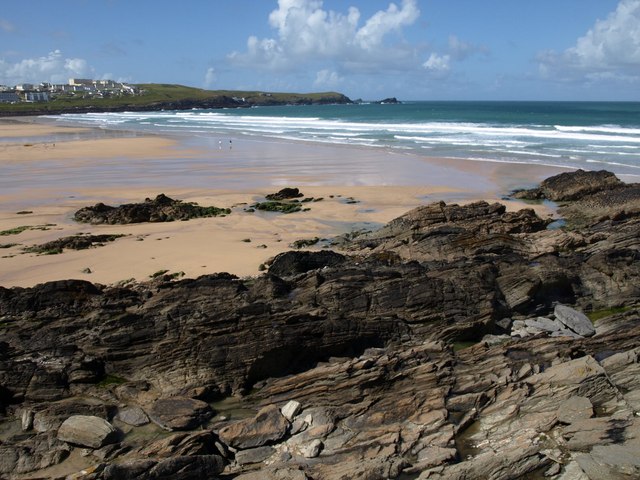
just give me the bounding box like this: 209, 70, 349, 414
0, 170, 639, 479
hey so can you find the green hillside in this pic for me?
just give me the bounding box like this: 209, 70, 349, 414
0, 84, 352, 116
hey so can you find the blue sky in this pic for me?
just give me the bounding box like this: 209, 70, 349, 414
1, 0, 638, 100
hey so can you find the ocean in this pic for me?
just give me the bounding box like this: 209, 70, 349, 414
46, 101, 640, 179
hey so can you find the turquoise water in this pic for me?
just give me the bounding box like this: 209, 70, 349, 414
46, 101, 640, 178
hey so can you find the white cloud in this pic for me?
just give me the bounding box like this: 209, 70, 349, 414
229, 0, 421, 72
313, 69, 343, 88
538, 0, 640, 83
354, 0, 420, 50
423, 53, 450, 73
0, 50, 94, 85
204, 67, 216, 88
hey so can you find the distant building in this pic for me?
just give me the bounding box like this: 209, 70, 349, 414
68, 78, 94, 86
0, 92, 20, 103
24, 92, 49, 102
15, 84, 34, 91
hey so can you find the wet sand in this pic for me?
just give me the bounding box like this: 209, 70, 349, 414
0, 117, 565, 287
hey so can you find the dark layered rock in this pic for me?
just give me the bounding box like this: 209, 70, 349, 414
1, 170, 640, 478
149, 397, 213, 431
73, 194, 230, 225
513, 169, 623, 201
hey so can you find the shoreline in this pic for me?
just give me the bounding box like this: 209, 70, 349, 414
1, 117, 567, 288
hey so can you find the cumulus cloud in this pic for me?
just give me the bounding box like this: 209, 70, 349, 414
229, 0, 421, 72
538, 0, 640, 83
423, 53, 450, 73
0, 50, 94, 85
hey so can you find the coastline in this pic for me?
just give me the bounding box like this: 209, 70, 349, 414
0, 116, 566, 288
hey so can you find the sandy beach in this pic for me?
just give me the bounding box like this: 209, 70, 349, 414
0, 117, 566, 288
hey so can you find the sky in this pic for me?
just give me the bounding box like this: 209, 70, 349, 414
1, 0, 639, 101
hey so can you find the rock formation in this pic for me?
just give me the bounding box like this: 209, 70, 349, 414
0, 170, 639, 479
73, 194, 231, 224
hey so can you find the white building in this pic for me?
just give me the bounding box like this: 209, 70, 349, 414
68, 78, 94, 86
15, 84, 35, 91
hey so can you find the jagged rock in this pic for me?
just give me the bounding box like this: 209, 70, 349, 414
0, 432, 70, 475
73, 194, 230, 225
57, 415, 119, 449
140, 431, 226, 458
219, 404, 290, 450
149, 397, 213, 431
554, 304, 596, 337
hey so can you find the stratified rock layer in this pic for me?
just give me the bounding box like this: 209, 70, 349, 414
0, 169, 639, 479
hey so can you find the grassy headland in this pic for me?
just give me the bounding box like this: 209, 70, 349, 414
0, 84, 352, 116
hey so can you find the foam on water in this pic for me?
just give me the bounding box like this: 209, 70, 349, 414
45, 101, 640, 177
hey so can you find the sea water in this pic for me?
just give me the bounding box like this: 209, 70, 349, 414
46, 101, 640, 178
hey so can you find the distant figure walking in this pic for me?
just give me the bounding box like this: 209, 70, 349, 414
218, 140, 222, 150
229, 140, 233, 150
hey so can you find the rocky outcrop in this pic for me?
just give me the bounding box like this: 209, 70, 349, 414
265, 188, 304, 201
73, 194, 231, 224
512, 169, 640, 228
24, 234, 125, 254
0, 169, 639, 478
513, 169, 623, 201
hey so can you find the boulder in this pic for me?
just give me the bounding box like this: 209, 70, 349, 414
268, 250, 346, 277
149, 397, 213, 431
554, 304, 595, 337
115, 406, 149, 426
302, 439, 323, 458
218, 404, 290, 450
57, 415, 119, 449
280, 400, 302, 422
